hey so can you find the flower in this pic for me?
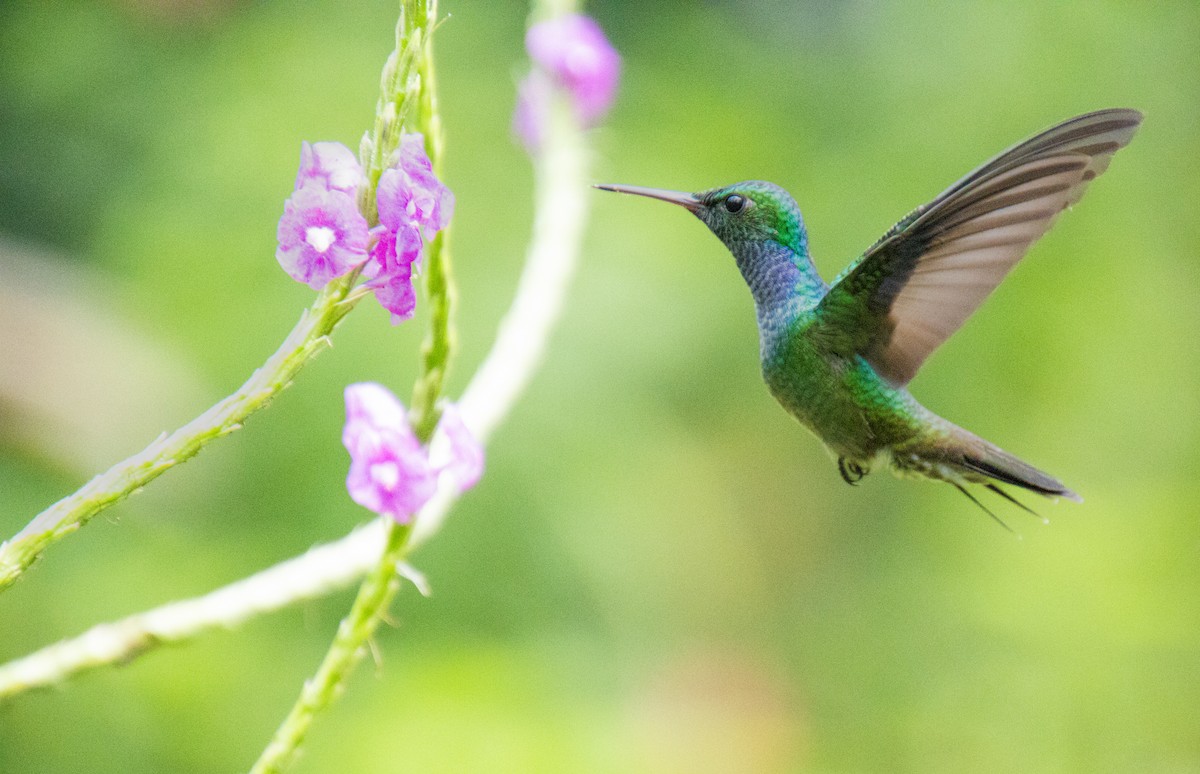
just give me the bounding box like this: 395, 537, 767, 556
295, 141, 364, 195
364, 224, 423, 323
429, 403, 484, 491
524, 14, 620, 125
277, 140, 370, 289
365, 133, 455, 323
513, 72, 551, 152
343, 383, 436, 523
376, 134, 455, 236
342, 384, 484, 523
276, 184, 370, 289
277, 133, 453, 318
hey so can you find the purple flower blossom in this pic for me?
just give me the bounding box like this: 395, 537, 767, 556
429, 403, 484, 491
513, 73, 551, 153
276, 184, 370, 289
277, 132, 452, 319
295, 141, 364, 195
376, 134, 455, 236
525, 14, 620, 125
364, 224, 423, 323
342, 384, 483, 523
343, 383, 436, 523
362, 132, 455, 323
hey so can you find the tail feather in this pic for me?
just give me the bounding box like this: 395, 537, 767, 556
959, 443, 1082, 502
953, 484, 1014, 532
984, 483, 1041, 517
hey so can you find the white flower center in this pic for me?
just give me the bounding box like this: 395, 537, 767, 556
369, 461, 401, 490
305, 226, 337, 254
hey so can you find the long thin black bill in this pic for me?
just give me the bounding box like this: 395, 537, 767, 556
593, 184, 702, 212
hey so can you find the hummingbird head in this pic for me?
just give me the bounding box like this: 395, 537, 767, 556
594, 180, 807, 254
596, 180, 820, 318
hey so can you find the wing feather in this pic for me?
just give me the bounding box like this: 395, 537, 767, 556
819, 109, 1142, 386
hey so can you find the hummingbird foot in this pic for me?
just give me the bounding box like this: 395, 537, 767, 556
837, 457, 867, 486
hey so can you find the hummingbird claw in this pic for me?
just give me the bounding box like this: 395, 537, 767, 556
838, 457, 866, 486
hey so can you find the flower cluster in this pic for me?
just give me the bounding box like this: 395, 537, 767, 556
365, 135, 455, 322
342, 383, 483, 524
514, 14, 620, 152
276, 135, 453, 322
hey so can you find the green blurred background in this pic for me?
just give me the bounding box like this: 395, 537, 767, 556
1, 1, 1197, 771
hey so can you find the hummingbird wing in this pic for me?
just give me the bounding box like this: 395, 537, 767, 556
817, 108, 1142, 387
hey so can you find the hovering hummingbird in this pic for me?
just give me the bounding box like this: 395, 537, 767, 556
598, 108, 1142, 519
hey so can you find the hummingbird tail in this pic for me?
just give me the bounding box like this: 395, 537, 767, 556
957, 443, 1083, 503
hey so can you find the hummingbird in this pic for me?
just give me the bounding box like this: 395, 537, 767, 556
598, 108, 1142, 519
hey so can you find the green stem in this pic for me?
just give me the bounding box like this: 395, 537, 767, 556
0, 77, 593, 702
409, 3, 454, 442
249, 522, 412, 774
532, 0, 578, 20
410, 228, 454, 441
0, 0, 439, 598
251, 2, 456, 769
0, 272, 362, 593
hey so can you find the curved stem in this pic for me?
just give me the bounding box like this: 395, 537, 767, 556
252, 2, 455, 769
0, 0, 442, 597
250, 523, 412, 774
0, 272, 362, 593
0, 84, 591, 713
0, 520, 389, 702
0, 20, 595, 774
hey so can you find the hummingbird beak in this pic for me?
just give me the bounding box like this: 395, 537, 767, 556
593, 184, 702, 213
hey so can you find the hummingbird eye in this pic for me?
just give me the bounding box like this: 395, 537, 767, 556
723, 194, 747, 214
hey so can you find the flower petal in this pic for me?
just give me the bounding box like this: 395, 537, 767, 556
513, 73, 551, 152
343, 383, 411, 442
525, 14, 620, 125
276, 184, 370, 289
296, 141, 364, 195
377, 133, 455, 236
429, 403, 484, 492
366, 225, 423, 323
342, 383, 435, 523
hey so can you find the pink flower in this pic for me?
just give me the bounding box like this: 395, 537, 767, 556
363, 132, 455, 323
525, 14, 620, 124
343, 384, 436, 523
376, 134, 455, 236
364, 225, 423, 323
429, 403, 484, 491
342, 384, 484, 523
277, 133, 452, 317
276, 184, 370, 289
295, 141, 364, 195
513, 73, 551, 153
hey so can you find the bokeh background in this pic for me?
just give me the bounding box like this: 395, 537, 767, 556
1, 1, 1198, 771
